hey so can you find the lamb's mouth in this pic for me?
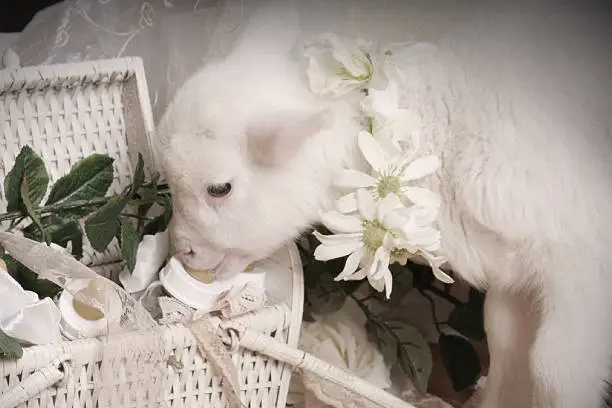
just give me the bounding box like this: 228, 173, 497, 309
181, 250, 255, 283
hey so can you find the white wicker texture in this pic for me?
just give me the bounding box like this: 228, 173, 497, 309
0, 57, 304, 408
0, 57, 157, 270
0, 243, 304, 408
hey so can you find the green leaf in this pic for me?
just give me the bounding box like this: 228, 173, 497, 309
131, 153, 145, 195
0, 328, 23, 360
23, 216, 84, 259
304, 258, 347, 316
393, 322, 433, 395
120, 222, 140, 273
365, 319, 399, 366
45, 154, 114, 205
4, 145, 49, 211
366, 319, 432, 395
439, 333, 482, 392
142, 196, 173, 236
448, 288, 486, 341
20, 174, 50, 245
84, 194, 130, 253
137, 171, 160, 217
388, 263, 414, 304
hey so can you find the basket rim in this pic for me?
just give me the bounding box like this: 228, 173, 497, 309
0, 242, 304, 372
0, 56, 160, 172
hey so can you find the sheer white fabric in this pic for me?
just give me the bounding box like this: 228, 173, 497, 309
11, 0, 464, 126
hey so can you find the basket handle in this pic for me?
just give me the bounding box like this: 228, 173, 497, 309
0, 357, 69, 408
226, 324, 418, 408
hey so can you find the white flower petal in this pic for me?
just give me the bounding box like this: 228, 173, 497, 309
357, 131, 388, 172
402, 186, 441, 207
321, 210, 363, 233
330, 38, 370, 78
401, 155, 441, 181
376, 193, 402, 220
335, 169, 376, 189
383, 268, 393, 299
336, 248, 363, 280
313, 230, 362, 245
336, 192, 358, 213
402, 226, 441, 248
314, 240, 363, 261
431, 265, 454, 284
382, 209, 409, 231
368, 246, 385, 279
356, 189, 377, 220
339, 268, 367, 281
370, 246, 390, 280
363, 81, 399, 121
397, 205, 439, 227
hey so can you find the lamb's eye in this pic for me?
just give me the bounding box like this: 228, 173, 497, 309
206, 182, 232, 198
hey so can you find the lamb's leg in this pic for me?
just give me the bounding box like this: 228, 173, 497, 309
530, 267, 611, 408
479, 288, 538, 408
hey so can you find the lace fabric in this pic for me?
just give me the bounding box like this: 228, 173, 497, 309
11, 0, 459, 126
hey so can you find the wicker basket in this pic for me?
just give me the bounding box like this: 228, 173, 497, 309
0, 57, 304, 408
0, 56, 419, 408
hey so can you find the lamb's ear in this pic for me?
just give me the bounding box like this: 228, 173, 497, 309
247, 110, 331, 166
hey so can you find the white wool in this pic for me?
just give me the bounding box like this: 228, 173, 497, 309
160, 4, 612, 407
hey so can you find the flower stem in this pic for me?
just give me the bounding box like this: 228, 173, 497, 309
423, 284, 464, 307
418, 288, 444, 335
119, 213, 153, 221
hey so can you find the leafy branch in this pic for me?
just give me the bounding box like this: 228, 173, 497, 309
298, 226, 486, 394
0, 145, 172, 360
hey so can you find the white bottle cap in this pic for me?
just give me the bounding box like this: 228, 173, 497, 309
159, 256, 266, 312
57, 278, 122, 340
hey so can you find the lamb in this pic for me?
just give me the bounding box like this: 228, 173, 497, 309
158, 3, 612, 407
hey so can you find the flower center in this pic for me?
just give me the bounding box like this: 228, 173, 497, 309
361, 219, 387, 251
375, 166, 402, 199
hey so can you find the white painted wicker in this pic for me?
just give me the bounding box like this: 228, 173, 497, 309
0, 57, 304, 408
0, 56, 418, 408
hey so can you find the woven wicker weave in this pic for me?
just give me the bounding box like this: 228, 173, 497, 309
0, 57, 303, 408
0, 57, 158, 270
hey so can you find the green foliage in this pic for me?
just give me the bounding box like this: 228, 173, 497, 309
120, 221, 140, 273
20, 174, 50, 244
388, 263, 414, 304
366, 318, 432, 395
448, 288, 486, 341
4, 146, 49, 212
84, 193, 131, 252
299, 231, 437, 395
45, 154, 114, 205
142, 196, 173, 237
0, 146, 176, 361
300, 223, 488, 396
0, 147, 172, 306
303, 257, 347, 318
439, 333, 482, 392
23, 216, 84, 259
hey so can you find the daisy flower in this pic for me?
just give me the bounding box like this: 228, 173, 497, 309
303, 34, 375, 97
335, 130, 441, 212
392, 204, 453, 284
313, 189, 408, 298
361, 70, 423, 156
